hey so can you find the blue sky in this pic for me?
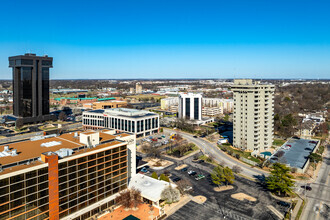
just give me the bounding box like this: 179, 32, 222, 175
0, 0, 329, 79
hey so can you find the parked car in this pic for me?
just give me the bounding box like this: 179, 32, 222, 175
181, 167, 188, 172
195, 174, 205, 181
161, 135, 166, 138
188, 170, 197, 176
171, 176, 181, 182
277, 201, 290, 207
200, 134, 206, 138
301, 185, 312, 191
193, 135, 198, 138
140, 167, 149, 173
158, 137, 162, 140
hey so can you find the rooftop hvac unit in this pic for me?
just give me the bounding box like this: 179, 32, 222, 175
55, 148, 73, 158
11, 149, 17, 156
4, 146, 9, 151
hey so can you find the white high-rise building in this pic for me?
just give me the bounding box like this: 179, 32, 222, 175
178, 93, 202, 120
232, 79, 275, 152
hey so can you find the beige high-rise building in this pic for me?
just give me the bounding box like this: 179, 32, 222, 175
232, 79, 275, 152
136, 82, 142, 94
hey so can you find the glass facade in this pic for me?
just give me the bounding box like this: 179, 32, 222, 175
9, 55, 52, 118
194, 98, 199, 120
0, 145, 128, 220
20, 67, 33, 117
185, 98, 190, 118
0, 167, 49, 220
58, 145, 127, 218
42, 68, 50, 115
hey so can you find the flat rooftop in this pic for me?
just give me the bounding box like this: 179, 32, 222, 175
269, 138, 319, 169
86, 108, 158, 118
128, 173, 174, 202
0, 130, 130, 176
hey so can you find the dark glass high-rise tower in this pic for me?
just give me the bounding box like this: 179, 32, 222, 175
9, 53, 54, 123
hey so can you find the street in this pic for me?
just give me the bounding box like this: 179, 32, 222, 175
302, 144, 330, 220
163, 128, 268, 179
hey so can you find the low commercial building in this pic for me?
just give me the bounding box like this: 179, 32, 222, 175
92, 100, 127, 110
0, 130, 136, 220
82, 108, 159, 137
128, 173, 175, 211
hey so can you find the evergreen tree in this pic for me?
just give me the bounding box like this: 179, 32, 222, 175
151, 172, 158, 179
266, 163, 295, 196
159, 173, 170, 182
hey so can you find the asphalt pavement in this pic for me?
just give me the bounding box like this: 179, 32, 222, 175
301, 144, 330, 220
163, 128, 268, 179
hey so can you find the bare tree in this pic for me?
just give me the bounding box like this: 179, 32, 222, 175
232, 165, 243, 174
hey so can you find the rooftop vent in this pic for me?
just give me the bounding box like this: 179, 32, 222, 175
11, 149, 18, 156
55, 148, 73, 158
41, 141, 62, 148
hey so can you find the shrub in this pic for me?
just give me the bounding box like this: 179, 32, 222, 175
228, 150, 233, 156
232, 165, 242, 174
235, 154, 241, 159
160, 173, 170, 182
291, 167, 297, 173
151, 172, 158, 179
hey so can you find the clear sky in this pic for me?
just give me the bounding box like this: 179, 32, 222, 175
0, 0, 329, 79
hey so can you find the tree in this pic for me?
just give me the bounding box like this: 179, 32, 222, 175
58, 111, 67, 121
161, 186, 180, 203
308, 153, 322, 163
223, 167, 235, 186
115, 188, 142, 209
130, 188, 142, 209
232, 165, 242, 174
15, 118, 24, 130
211, 165, 225, 188
151, 172, 158, 179
223, 114, 229, 121
176, 179, 192, 194
115, 190, 132, 209
266, 163, 295, 196
159, 173, 170, 182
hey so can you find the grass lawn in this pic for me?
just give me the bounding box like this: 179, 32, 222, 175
296, 200, 305, 220
272, 139, 286, 146
183, 145, 199, 156
218, 144, 262, 163
198, 155, 218, 165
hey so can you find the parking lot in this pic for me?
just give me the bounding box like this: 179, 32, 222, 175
142, 154, 289, 220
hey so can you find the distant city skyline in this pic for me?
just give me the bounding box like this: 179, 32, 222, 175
0, 0, 329, 79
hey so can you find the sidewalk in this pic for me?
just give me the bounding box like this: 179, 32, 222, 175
270, 192, 304, 219
164, 195, 191, 217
